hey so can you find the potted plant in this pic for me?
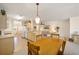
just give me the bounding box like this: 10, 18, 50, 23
56, 26, 60, 33
1, 9, 6, 15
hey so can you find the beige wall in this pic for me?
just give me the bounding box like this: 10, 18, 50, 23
0, 13, 7, 30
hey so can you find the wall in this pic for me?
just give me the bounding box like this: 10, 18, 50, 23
70, 16, 79, 37
0, 13, 7, 30
46, 20, 70, 38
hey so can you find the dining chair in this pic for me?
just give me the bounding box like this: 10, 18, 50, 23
58, 40, 66, 55
51, 33, 60, 39
27, 41, 40, 55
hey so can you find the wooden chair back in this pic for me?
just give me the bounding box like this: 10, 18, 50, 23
58, 40, 66, 55
28, 41, 40, 55
51, 33, 60, 38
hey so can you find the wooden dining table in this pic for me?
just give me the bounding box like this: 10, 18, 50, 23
31, 37, 64, 55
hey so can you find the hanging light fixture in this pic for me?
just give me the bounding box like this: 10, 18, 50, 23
35, 3, 40, 24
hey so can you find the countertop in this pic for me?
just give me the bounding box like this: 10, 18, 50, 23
0, 34, 14, 39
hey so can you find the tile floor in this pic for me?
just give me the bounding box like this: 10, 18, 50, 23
13, 33, 28, 55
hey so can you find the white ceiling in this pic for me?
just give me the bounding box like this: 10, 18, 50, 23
0, 3, 79, 21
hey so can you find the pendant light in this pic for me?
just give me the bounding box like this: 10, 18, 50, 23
35, 3, 40, 24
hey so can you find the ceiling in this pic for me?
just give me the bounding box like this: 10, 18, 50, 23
0, 3, 79, 21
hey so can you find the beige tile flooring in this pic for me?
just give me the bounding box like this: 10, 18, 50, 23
13, 33, 28, 55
